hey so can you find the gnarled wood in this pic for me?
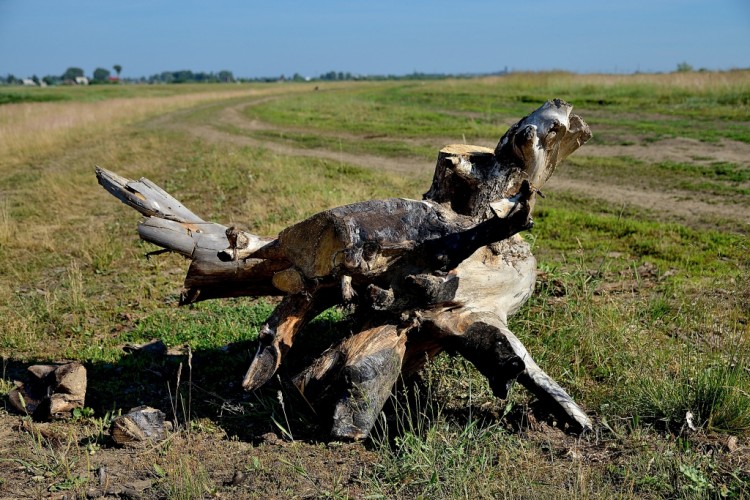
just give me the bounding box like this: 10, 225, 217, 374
417, 307, 592, 432
242, 288, 340, 391
98, 99, 593, 438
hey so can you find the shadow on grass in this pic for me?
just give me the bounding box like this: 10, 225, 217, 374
1, 312, 363, 445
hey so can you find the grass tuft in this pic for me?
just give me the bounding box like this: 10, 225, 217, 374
632, 360, 750, 433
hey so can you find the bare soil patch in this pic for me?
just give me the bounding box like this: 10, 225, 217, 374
0, 411, 377, 499
581, 137, 750, 168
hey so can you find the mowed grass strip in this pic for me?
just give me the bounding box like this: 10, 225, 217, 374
244, 71, 750, 146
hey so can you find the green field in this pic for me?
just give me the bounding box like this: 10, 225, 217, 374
1, 72, 749, 498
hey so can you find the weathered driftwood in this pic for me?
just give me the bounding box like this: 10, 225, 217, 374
97, 99, 593, 437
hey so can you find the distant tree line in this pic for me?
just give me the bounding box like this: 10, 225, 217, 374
3, 63, 750, 87
146, 70, 235, 84
0, 66, 236, 86
246, 69, 510, 83
0, 66, 515, 86
314, 70, 462, 81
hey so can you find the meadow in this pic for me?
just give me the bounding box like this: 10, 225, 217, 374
0, 71, 748, 497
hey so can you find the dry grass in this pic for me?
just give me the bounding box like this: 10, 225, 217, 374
0, 87, 304, 165
480, 69, 750, 91
0, 200, 13, 245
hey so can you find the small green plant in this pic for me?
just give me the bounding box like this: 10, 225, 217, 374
71, 406, 95, 420
48, 475, 88, 493
679, 464, 713, 494
153, 463, 166, 478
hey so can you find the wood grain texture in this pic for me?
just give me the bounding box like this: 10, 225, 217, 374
98, 100, 594, 438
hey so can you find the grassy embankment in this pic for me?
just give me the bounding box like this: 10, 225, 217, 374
0, 72, 748, 497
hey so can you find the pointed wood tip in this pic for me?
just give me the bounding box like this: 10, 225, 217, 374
242, 346, 280, 391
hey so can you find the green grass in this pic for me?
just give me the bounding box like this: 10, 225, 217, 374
245, 74, 750, 144
0, 91, 68, 105
120, 300, 274, 351
245, 86, 507, 141
658, 160, 750, 183
512, 206, 749, 428
531, 205, 750, 275
228, 126, 437, 161
593, 115, 750, 144
632, 361, 750, 433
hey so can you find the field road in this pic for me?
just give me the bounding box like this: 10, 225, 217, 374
151, 96, 750, 233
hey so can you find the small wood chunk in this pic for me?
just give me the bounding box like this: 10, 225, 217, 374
8, 362, 87, 420
111, 406, 169, 446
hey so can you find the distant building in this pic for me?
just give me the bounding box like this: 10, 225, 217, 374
22, 78, 37, 86
75, 76, 89, 85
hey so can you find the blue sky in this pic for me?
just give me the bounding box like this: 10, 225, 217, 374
1, 0, 749, 78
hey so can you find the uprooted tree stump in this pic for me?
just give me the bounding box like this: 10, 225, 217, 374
97, 99, 593, 438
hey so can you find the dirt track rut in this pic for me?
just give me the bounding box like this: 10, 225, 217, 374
154, 98, 750, 232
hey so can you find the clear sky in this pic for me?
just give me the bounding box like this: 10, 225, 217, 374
1, 0, 749, 79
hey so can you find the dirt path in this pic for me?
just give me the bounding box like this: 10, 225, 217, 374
154, 97, 750, 231
581, 137, 750, 168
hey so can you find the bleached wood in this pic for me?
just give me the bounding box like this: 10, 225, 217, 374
98, 99, 594, 437
96, 167, 204, 223
503, 326, 593, 433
